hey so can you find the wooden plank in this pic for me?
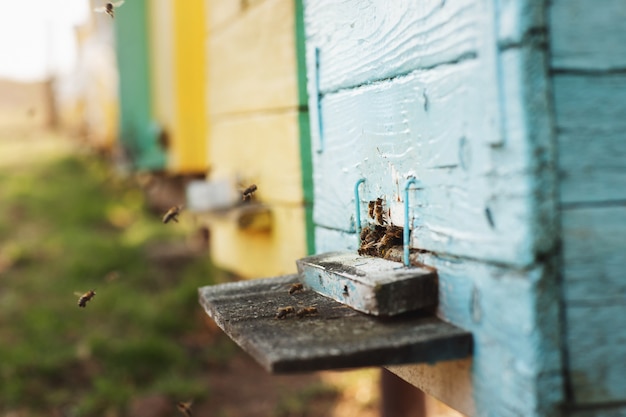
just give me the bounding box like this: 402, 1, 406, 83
314, 226, 358, 254
561, 206, 626, 404
561, 206, 626, 303
553, 74, 626, 204
567, 405, 626, 417
206, 205, 307, 279
311, 52, 554, 267
171, 0, 209, 173
208, 0, 267, 32
296, 252, 438, 316
566, 304, 626, 404
115, 0, 165, 169
210, 111, 303, 204
311, 230, 563, 417
198, 275, 473, 373
387, 359, 474, 417
208, 0, 241, 31
209, 0, 298, 115
303, 0, 481, 93
550, 0, 626, 71
149, 0, 175, 141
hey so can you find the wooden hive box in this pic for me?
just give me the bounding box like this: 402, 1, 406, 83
296, 0, 626, 416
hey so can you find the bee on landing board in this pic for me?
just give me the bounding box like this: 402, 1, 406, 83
275, 306, 295, 319
76, 290, 96, 308
94, 1, 125, 18
296, 306, 318, 318
241, 184, 258, 201
177, 401, 193, 417
162, 205, 183, 224
288, 283, 304, 295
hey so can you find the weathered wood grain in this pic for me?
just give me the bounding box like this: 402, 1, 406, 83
553, 74, 626, 204
198, 275, 472, 373
311, 51, 554, 267
210, 111, 303, 204
568, 405, 626, 417
550, 0, 626, 71
561, 206, 626, 303
311, 230, 563, 416
304, 0, 481, 93
561, 206, 626, 405
314, 226, 358, 254
387, 359, 474, 417
566, 304, 626, 404
209, 0, 297, 115
296, 252, 438, 316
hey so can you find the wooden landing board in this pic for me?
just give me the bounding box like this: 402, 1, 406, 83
296, 252, 438, 316
198, 275, 472, 374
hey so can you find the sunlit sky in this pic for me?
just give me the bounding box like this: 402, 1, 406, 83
0, 0, 90, 81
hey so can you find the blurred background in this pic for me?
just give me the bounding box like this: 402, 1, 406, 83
0, 1, 460, 416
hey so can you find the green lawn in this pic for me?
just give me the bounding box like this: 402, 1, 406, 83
0, 135, 234, 415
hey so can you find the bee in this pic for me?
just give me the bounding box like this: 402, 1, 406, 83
288, 283, 304, 295
374, 198, 386, 225
378, 225, 403, 257
367, 200, 376, 219
94, 1, 125, 18
162, 205, 183, 224
76, 290, 96, 308
358, 225, 385, 256
241, 184, 258, 201
296, 306, 318, 318
275, 306, 295, 319
176, 401, 193, 417
379, 225, 403, 248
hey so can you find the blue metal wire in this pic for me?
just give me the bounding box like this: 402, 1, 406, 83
354, 178, 366, 245
403, 177, 419, 267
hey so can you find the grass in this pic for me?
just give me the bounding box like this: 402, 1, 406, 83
0, 138, 235, 416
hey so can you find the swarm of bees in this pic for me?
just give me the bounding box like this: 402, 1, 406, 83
241, 184, 257, 201
359, 198, 404, 258
163, 205, 183, 224
76, 290, 96, 308
94, 1, 125, 18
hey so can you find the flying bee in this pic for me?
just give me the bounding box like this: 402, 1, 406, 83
374, 198, 386, 225
241, 184, 258, 201
288, 283, 304, 295
276, 306, 295, 319
162, 205, 183, 224
94, 1, 125, 18
296, 306, 318, 318
176, 401, 193, 417
76, 290, 96, 308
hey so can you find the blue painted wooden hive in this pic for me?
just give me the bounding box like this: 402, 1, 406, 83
296, 0, 626, 416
